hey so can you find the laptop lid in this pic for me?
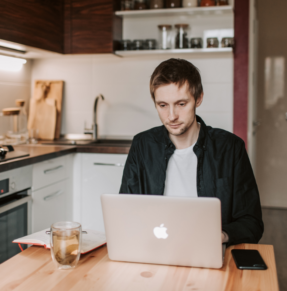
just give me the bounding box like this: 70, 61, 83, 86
101, 194, 223, 269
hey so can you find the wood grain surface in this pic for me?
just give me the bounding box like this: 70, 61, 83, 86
0, 244, 279, 291
0, 0, 63, 53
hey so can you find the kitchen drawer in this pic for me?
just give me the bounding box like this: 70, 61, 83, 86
32, 156, 67, 191
32, 180, 67, 232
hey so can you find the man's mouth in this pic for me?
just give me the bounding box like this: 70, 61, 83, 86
168, 123, 182, 129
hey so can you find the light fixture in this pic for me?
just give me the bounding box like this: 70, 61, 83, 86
0, 55, 27, 72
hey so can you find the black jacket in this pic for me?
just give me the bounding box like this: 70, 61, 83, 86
119, 115, 264, 246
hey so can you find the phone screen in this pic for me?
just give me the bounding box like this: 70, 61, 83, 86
231, 249, 267, 270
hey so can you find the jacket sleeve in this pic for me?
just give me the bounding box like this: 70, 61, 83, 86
119, 138, 140, 194
222, 140, 264, 246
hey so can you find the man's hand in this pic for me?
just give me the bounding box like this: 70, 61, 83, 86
221, 232, 229, 243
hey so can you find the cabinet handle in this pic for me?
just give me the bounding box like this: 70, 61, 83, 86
93, 162, 124, 167
44, 165, 63, 174
43, 190, 64, 201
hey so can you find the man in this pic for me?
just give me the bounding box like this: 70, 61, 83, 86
120, 58, 263, 246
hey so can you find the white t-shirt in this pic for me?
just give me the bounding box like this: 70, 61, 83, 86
164, 142, 198, 197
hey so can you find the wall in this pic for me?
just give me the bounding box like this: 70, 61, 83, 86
0, 60, 32, 137
31, 54, 233, 138
0, 60, 32, 111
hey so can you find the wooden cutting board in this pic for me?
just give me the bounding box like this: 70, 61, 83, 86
28, 98, 57, 140
28, 80, 64, 139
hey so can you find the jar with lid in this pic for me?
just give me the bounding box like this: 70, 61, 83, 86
132, 39, 145, 50
150, 0, 164, 9
145, 39, 157, 50
200, 0, 215, 7
182, 0, 198, 8
16, 99, 28, 134
175, 24, 189, 49
158, 25, 172, 49
120, 40, 132, 50
207, 37, 219, 48
121, 0, 134, 10
165, 0, 181, 8
134, 0, 147, 10
221, 37, 234, 48
217, 0, 228, 5
190, 38, 203, 48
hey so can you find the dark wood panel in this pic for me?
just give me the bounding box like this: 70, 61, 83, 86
0, 0, 63, 53
67, 0, 122, 54
64, 0, 72, 54
233, 0, 249, 147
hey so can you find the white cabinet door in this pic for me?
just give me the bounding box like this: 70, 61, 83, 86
32, 180, 67, 232
32, 156, 67, 191
81, 154, 127, 232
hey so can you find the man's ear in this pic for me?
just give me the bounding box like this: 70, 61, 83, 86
196, 93, 204, 108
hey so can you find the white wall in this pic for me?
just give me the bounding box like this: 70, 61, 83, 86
31, 53, 233, 138
0, 60, 32, 112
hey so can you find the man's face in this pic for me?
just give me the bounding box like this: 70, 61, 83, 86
154, 82, 203, 136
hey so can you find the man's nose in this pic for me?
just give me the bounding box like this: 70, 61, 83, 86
168, 106, 178, 121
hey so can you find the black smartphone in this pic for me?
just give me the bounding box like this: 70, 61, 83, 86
231, 249, 268, 270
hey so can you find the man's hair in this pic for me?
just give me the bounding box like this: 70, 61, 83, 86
150, 58, 203, 102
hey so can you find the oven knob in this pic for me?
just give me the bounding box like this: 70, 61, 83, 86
11, 182, 16, 190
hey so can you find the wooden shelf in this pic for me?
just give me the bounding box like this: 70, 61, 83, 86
115, 6, 233, 18
115, 48, 233, 57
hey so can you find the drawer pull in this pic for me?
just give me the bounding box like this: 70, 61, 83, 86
43, 190, 64, 201
93, 162, 124, 167
44, 165, 63, 174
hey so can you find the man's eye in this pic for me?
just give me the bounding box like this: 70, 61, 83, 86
160, 104, 166, 108
179, 103, 186, 106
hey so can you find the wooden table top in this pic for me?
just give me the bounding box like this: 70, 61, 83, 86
0, 244, 279, 291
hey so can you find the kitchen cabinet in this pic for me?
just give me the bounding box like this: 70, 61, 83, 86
80, 153, 127, 232
32, 180, 67, 232
64, 0, 122, 54
0, 0, 121, 54
0, 0, 63, 53
31, 155, 74, 232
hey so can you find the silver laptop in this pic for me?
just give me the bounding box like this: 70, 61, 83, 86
101, 194, 224, 269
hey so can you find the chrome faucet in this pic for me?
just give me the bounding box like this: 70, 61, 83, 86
84, 94, 105, 140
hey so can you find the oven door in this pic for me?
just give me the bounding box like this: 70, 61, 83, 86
0, 189, 32, 263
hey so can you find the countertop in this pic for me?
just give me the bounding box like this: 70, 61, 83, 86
0, 244, 279, 291
0, 141, 131, 172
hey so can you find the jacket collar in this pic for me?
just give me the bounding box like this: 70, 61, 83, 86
160, 115, 208, 150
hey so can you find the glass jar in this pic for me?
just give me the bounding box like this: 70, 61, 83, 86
121, 0, 134, 10
190, 38, 203, 48
221, 37, 234, 48
134, 0, 147, 10
120, 40, 132, 50
145, 39, 157, 50
150, 0, 164, 9
158, 25, 172, 49
165, 0, 181, 8
182, 0, 198, 7
175, 24, 189, 49
207, 37, 219, 48
200, 0, 216, 6
217, 0, 228, 5
132, 39, 145, 50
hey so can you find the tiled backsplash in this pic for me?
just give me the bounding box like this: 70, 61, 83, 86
31, 54, 233, 137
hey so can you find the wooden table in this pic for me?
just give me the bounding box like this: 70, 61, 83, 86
0, 244, 279, 291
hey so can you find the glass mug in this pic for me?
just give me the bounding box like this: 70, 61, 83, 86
50, 221, 82, 270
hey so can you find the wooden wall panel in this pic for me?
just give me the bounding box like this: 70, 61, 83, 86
234, 0, 249, 146
0, 0, 63, 53
70, 0, 115, 54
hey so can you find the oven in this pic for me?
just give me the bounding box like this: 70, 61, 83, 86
0, 165, 32, 263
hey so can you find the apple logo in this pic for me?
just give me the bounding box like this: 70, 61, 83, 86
153, 224, 168, 239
